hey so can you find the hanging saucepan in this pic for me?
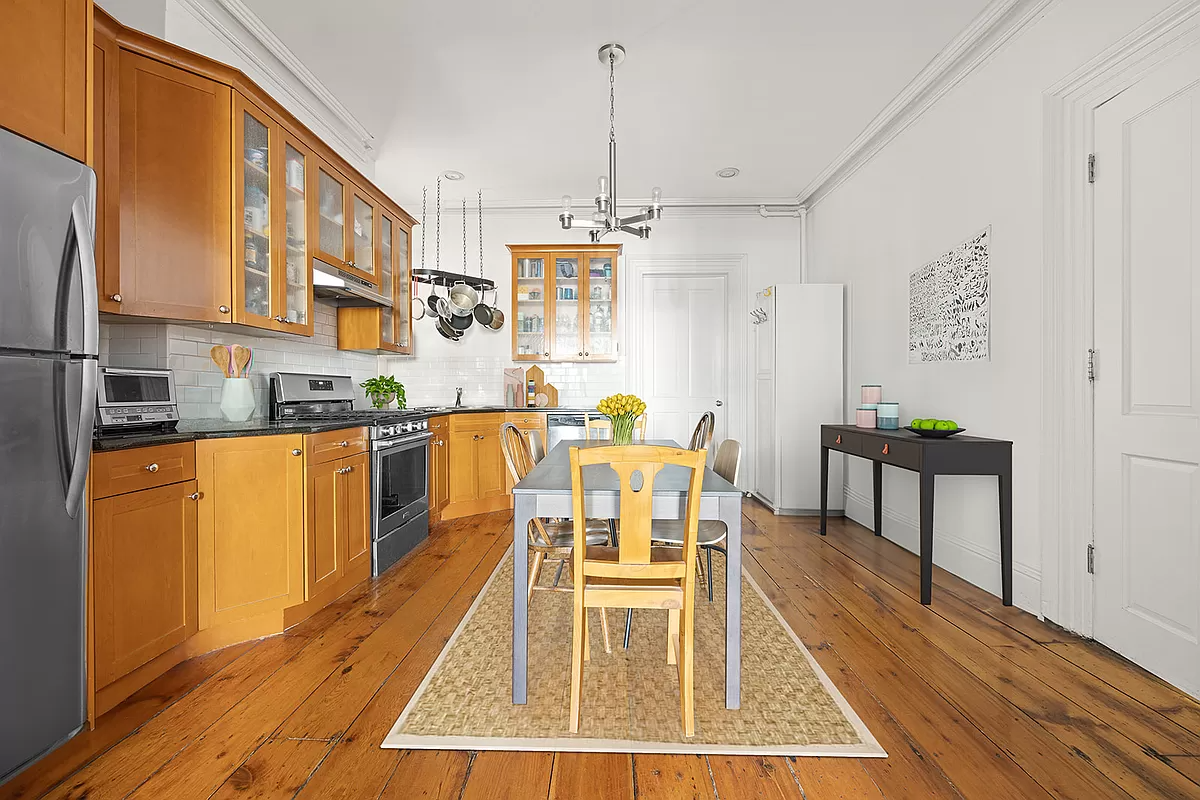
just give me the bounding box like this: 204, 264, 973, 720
473, 287, 495, 326
449, 281, 478, 317
486, 291, 505, 331
449, 305, 473, 331
436, 284, 454, 322
411, 277, 426, 320
436, 312, 461, 340
426, 283, 444, 318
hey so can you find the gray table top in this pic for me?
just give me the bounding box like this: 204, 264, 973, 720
512, 439, 741, 497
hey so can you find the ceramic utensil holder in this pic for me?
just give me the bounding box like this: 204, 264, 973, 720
220, 378, 256, 422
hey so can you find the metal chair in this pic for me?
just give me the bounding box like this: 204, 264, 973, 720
688, 411, 715, 452
527, 427, 546, 464
499, 423, 612, 651
568, 444, 707, 736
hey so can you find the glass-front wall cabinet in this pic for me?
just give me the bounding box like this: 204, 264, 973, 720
508, 244, 619, 362
315, 164, 346, 267
394, 225, 411, 351
239, 104, 273, 324
281, 137, 310, 332
379, 214, 394, 346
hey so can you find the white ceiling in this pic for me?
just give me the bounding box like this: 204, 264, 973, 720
241, 0, 990, 206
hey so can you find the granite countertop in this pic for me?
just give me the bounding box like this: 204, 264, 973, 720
93, 406, 600, 452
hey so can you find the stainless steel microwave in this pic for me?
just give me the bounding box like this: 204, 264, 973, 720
96, 367, 180, 431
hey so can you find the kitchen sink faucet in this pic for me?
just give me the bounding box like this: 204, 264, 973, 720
455, 387, 463, 408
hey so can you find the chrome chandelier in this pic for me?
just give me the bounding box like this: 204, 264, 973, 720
559, 43, 663, 241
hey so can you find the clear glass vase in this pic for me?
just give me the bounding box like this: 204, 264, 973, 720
610, 414, 635, 445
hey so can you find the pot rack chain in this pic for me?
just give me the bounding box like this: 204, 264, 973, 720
435, 176, 441, 270
462, 197, 467, 274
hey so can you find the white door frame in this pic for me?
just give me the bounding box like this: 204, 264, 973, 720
1041, 0, 1200, 634
626, 255, 750, 487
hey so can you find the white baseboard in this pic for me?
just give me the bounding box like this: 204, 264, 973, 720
844, 488, 1041, 614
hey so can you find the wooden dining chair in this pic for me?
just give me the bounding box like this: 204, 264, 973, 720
651, 439, 742, 602
500, 424, 612, 652
688, 412, 715, 452
568, 444, 707, 737
584, 413, 647, 442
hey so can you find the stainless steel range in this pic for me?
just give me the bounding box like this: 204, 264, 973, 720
269, 372, 431, 577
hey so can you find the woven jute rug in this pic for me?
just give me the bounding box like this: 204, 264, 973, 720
382, 546, 886, 756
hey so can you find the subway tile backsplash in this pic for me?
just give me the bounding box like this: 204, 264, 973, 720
100, 300, 621, 419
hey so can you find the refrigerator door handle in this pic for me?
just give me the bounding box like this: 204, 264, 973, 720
64, 360, 96, 519
71, 195, 99, 357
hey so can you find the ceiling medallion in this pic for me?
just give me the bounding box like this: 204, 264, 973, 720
558, 43, 662, 241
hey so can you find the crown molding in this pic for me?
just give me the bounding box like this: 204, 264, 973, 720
798, 0, 1058, 209
171, 0, 375, 170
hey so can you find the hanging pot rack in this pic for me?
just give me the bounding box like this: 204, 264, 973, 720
411, 269, 494, 291
413, 183, 494, 291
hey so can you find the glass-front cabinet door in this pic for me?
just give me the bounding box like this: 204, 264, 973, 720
551, 254, 582, 359
346, 189, 375, 284
583, 253, 616, 360
279, 134, 312, 334
394, 224, 412, 353
236, 98, 275, 327
511, 251, 549, 361
314, 164, 347, 268
378, 212, 394, 346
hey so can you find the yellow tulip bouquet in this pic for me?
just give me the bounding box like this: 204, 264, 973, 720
596, 393, 647, 445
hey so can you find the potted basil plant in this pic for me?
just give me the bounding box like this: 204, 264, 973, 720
360, 376, 406, 410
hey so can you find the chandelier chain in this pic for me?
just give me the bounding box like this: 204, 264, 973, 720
609, 52, 616, 143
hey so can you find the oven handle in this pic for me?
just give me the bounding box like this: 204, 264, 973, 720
372, 433, 432, 452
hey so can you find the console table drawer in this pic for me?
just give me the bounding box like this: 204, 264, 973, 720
873, 439, 921, 470
822, 428, 861, 455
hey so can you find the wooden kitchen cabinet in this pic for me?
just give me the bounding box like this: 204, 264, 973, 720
304, 445, 370, 600
115, 50, 233, 321
508, 243, 620, 362
0, 0, 90, 162
428, 416, 450, 522
442, 413, 508, 520
195, 435, 305, 630
313, 161, 379, 287
92, 480, 198, 689
336, 209, 413, 353
93, 12, 120, 314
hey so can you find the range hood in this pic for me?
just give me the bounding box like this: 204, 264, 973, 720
312, 257, 392, 306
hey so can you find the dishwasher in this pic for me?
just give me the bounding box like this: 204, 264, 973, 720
546, 412, 589, 451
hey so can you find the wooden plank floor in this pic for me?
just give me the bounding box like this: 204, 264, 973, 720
6, 501, 1200, 799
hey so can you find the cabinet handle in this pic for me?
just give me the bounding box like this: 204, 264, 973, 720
145, 463, 159, 473
292, 449, 303, 456
337, 466, 353, 474
882, 444, 889, 455
835, 435, 842, 445
188, 492, 199, 500
109, 294, 122, 303
273, 315, 285, 323
219, 305, 230, 314
434, 440, 445, 446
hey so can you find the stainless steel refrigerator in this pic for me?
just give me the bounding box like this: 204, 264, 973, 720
0, 126, 98, 784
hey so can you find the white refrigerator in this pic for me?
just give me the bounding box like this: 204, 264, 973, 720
752, 284, 844, 515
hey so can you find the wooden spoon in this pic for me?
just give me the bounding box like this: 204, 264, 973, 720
232, 345, 251, 378
210, 345, 232, 377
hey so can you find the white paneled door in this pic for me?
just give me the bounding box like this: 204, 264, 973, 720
1093, 42, 1200, 699
636, 274, 729, 453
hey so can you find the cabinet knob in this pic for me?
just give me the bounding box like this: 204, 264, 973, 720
544, 352, 550, 357
109, 294, 122, 303
578, 351, 583, 357
339, 440, 349, 447
434, 440, 445, 447
584, 351, 589, 357
337, 466, 352, 474
187, 492, 199, 500
292, 449, 303, 456
219, 305, 230, 314
145, 463, 159, 473
273, 315, 285, 323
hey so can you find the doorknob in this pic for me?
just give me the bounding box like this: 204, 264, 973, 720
715, 400, 723, 407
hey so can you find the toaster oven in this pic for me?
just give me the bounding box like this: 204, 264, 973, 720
95, 367, 180, 433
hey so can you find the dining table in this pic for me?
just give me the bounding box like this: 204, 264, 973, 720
511, 438, 745, 709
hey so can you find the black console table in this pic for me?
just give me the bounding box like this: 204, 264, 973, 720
819, 424, 1013, 606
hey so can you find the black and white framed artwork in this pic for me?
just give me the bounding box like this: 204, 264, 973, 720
908, 227, 990, 363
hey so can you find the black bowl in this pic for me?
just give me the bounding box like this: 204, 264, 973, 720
904, 426, 966, 438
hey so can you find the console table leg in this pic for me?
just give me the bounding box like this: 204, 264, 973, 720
919, 470, 935, 605
1000, 470, 1013, 606
873, 460, 883, 536
819, 446, 829, 535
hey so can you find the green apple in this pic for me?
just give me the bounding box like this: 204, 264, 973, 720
933, 420, 953, 431
918, 419, 937, 430
910, 418, 924, 428
943, 420, 958, 430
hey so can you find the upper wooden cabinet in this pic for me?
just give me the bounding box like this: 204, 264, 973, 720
508, 244, 620, 362
313, 163, 381, 288
0, 0, 90, 162
336, 209, 414, 354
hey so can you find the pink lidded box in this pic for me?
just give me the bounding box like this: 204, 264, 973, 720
856, 407, 878, 429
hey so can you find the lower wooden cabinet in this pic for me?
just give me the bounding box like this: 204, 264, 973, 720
441, 413, 509, 520
195, 435, 305, 629
304, 447, 370, 599
429, 416, 450, 522
92, 479, 198, 689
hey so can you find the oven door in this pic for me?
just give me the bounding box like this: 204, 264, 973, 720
372, 433, 430, 542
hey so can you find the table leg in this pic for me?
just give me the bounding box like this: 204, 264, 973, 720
819, 446, 830, 535
512, 493, 534, 704
919, 471, 935, 605
1000, 469, 1013, 607
873, 460, 883, 536
721, 494, 742, 709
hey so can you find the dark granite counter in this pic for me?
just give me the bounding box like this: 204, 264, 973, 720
92, 406, 600, 452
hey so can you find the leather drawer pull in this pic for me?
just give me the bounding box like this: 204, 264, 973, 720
835, 435, 842, 444
882, 444, 889, 455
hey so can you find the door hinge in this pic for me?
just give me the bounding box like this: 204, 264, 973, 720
1087, 543, 1095, 574
1088, 153, 1096, 184
1087, 348, 1096, 382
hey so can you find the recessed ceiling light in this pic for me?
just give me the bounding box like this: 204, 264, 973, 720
443, 170, 465, 181
716, 167, 740, 179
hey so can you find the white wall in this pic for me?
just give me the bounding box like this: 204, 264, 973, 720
806, 0, 1178, 615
